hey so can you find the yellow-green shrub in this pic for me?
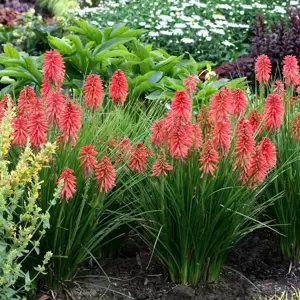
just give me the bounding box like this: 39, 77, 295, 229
0, 98, 61, 299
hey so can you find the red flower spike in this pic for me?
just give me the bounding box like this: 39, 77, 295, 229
234, 118, 256, 167
151, 119, 167, 145
199, 139, 219, 176
209, 87, 232, 121
168, 124, 193, 159
29, 111, 48, 148
255, 55, 271, 84
18, 86, 36, 118
58, 101, 82, 144
283, 55, 300, 86
129, 142, 149, 172
84, 74, 104, 111
95, 156, 116, 192
212, 116, 232, 152
246, 151, 268, 184
292, 114, 300, 141
183, 74, 199, 95
30, 97, 44, 115
151, 156, 173, 176
0, 95, 10, 123
263, 93, 284, 131
12, 116, 28, 146
43, 50, 65, 89
259, 137, 276, 170
109, 69, 128, 104
192, 124, 202, 150
231, 88, 247, 116
171, 90, 192, 122
46, 91, 65, 125
248, 109, 263, 134
41, 78, 52, 99
57, 168, 76, 200
78, 145, 98, 177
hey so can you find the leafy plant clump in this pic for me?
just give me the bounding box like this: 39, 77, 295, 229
0, 19, 246, 107
0, 97, 60, 299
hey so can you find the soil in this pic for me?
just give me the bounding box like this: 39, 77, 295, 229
37, 230, 300, 300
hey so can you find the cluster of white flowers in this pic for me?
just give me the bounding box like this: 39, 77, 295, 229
71, 0, 299, 62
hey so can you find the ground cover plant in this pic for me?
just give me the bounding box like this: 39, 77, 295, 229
71, 0, 300, 65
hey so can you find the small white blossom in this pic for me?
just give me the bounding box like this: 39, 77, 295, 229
196, 29, 209, 37
174, 23, 187, 29
222, 40, 234, 47
181, 38, 195, 44
148, 32, 159, 37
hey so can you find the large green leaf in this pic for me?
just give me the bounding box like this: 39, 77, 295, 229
3, 44, 20, 59
93, 37, 134, 55
93, 50, 135, 63
74, 19, 102, 44
48, 35, 75, 55
0, 70, 33, 80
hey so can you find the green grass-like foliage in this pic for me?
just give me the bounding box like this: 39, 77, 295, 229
136, 154, 273, 284
37, 100, 163, 287
263, 85, 300, 263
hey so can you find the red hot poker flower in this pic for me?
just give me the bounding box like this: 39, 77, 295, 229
283, 55, 300, 86
259, 137, 276, 170
46, 91, 65, 125
12, 116, 28, 146
255, 55, 271, 84
58, 101, 82, 144
246, 150, 268, 184
209, 87, 232, 121
43, 50, 65, 89
129, 142, 148, 172
183, 74, 199, 95
199, 139, 219, 176
168, 123, 193, 159
18, 86, 36, 118
0, 95, 9, 123
234, 118, 256, 167
263, 93, 284, 131
212, 116, 232, 152
248, 109, 263, 134
57, 168, 76, 200
84, 74, 104, 111
78, 145, 98, 177
109, 69, 128, 104
151, 155, 173, 176
95, 156, 116, 192
171, 90, 191, 122
231, 88, 247, 116
29, 111, 48, 149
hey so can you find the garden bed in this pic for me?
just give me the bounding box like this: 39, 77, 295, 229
39, 231, 300, 300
